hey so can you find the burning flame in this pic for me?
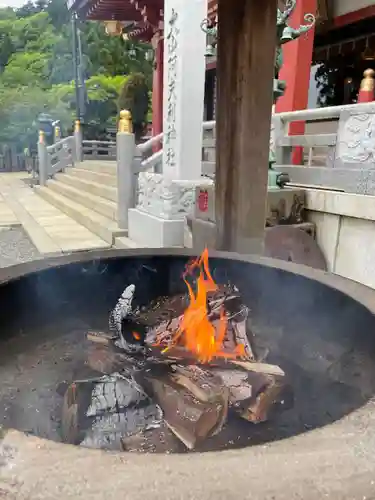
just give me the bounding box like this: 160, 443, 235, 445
164, 248, 245, 363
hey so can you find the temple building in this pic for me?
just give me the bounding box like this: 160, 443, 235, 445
68, 0, 375, 134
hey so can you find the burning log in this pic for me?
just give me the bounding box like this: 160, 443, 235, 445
62, 248, 292, 453
144, 364, 229, 450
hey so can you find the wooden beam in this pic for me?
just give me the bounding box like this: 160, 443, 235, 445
215, 0, 277, 253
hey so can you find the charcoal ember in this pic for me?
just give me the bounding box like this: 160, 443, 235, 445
61, 374, 162, 451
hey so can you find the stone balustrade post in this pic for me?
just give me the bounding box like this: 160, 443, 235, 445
37, 130, 48, 186
358, 69, 375, 103
74, 119, 83, 163
117, 110, 137, 230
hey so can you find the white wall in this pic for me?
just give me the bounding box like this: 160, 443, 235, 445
306, 189, 375, 290
333, 0, 375, 17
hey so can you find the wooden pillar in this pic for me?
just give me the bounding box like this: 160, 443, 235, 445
215, 0, 277, 254
275, 0, 316, 165
152, 36, 163, 152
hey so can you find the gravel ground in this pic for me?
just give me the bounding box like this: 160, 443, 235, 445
0, 226, 40, 268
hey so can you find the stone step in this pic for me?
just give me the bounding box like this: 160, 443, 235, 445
76, 160, 117, 176
66, 167, 117, 187
55, 173, 117, 202
35, 186, 126, 244
114, 236, 144, 249
46, 179, 117, 220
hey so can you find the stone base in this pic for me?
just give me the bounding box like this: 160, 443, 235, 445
128, 209, 185, 247
189, 217, 216, 251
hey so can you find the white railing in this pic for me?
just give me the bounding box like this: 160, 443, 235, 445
46, 136, 75, 175
38, 135, 76, 184
82, 140, 116, 160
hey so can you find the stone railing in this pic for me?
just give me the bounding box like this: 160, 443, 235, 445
272, 102, 375, 194
201, 103, 375, 194
116, 131, 164, 230
82, 140, 116, 161
38, 134, 76, 185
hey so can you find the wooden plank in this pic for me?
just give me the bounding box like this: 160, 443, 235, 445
278, 133, 337, 147
215, 0, 277, 253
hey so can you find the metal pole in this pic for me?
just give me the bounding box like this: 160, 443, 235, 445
71, 14, 81, 121
76, 21, 86, 119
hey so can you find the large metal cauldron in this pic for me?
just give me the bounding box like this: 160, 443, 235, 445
0, 249, 375, 499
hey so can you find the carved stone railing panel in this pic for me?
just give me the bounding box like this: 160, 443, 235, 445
335, 104, 375, 169
46, 136, 75, 176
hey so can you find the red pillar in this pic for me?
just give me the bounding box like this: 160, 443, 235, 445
275, 0, 316, 165
151, 35, 163, 152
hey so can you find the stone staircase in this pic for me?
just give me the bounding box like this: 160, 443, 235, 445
35, 160, 139, 248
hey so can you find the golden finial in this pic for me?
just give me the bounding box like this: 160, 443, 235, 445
39, 130, 45, 144
74, 119, 80, 133
118, 109, 133, 133
54, 125, 61, 140
360, 69, 375, 92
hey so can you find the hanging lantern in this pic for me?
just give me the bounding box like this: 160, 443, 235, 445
201, 17, 217, 59
103, 20, 123, 36
362, 37, 375, 61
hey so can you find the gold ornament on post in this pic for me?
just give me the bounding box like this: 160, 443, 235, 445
54, 125, 61, 140
118, 109, 133, 133
360, 68, 375, 92
74, 119, 80, 133
39, 130, 45, 144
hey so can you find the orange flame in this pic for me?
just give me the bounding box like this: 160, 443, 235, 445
164, 248, 245, 363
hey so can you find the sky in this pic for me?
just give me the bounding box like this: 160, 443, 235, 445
0, 0, 24, 7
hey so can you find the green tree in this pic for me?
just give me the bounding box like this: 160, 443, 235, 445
118, 72, 149, 140
0, 0, 153, 150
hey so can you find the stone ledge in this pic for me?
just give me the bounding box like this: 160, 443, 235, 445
306, 189, 375, 222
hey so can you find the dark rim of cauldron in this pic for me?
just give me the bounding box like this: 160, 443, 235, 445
1, 248, 375, 455
0, 248, 374, 316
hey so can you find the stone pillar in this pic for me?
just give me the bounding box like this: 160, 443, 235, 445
276, 0, 317, 165
162, 0, 207, 180
128, 0, 212, 248
74, 119, 83, 163
117, 110, 137, 231
38, 130, 48, 186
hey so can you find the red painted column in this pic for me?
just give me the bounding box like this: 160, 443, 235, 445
151, 35, 164, 152
275, 0, 316, 165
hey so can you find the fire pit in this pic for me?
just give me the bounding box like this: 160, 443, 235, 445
1, 249, 375, 497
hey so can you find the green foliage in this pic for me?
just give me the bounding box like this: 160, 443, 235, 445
118, 72, 149, 125
0, 0, 153, 150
